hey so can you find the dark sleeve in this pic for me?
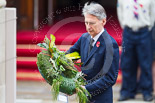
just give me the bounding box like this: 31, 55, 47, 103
85, 42, 119, 95
66, 36, 82, 54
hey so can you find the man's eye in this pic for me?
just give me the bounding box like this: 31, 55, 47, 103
85, 22, 95, 25
85, 22, 88, 24
89, 22, 95, 25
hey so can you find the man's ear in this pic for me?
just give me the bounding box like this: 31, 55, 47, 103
102, 18, 106, 26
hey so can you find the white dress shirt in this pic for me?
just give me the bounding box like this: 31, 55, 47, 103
117, 0, 155, 31
91, 28, 104, 46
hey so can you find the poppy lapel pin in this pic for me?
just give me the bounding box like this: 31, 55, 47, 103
96, 41, 100, 47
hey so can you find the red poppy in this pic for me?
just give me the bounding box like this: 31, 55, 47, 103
139, 4, 143, 8
96, 41, 100, 47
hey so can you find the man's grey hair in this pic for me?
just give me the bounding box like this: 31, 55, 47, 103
82, 2, 107, 20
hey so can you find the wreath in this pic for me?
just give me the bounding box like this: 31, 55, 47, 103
36, 34, 90, 103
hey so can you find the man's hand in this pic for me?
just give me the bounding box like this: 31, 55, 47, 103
81, 85, 90, 96
81, 85, 86, 89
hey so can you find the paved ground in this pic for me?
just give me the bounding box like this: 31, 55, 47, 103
17, 80, 155, 103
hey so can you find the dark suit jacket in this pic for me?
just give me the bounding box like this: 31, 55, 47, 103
68, 30, 119, 103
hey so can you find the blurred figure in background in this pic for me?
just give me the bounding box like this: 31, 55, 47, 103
117, 0, 155, 101
152, 22, 155, 95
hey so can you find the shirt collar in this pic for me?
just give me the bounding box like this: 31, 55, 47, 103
91, 28, 104, 46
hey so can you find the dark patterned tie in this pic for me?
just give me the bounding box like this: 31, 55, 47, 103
88, 38, 94, 55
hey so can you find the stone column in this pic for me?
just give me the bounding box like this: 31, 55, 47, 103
0, 7, 16, 103
5, 8, 16, 103
0, 8, 6, 103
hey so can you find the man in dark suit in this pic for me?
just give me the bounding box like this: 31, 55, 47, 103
67, 2, 119, 103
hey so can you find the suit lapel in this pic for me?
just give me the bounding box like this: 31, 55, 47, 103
84, 42, 98, 65
83, 35, 91, 62
83, 32, 104, 66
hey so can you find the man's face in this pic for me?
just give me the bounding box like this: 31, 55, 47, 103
84, 14, 106, 37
